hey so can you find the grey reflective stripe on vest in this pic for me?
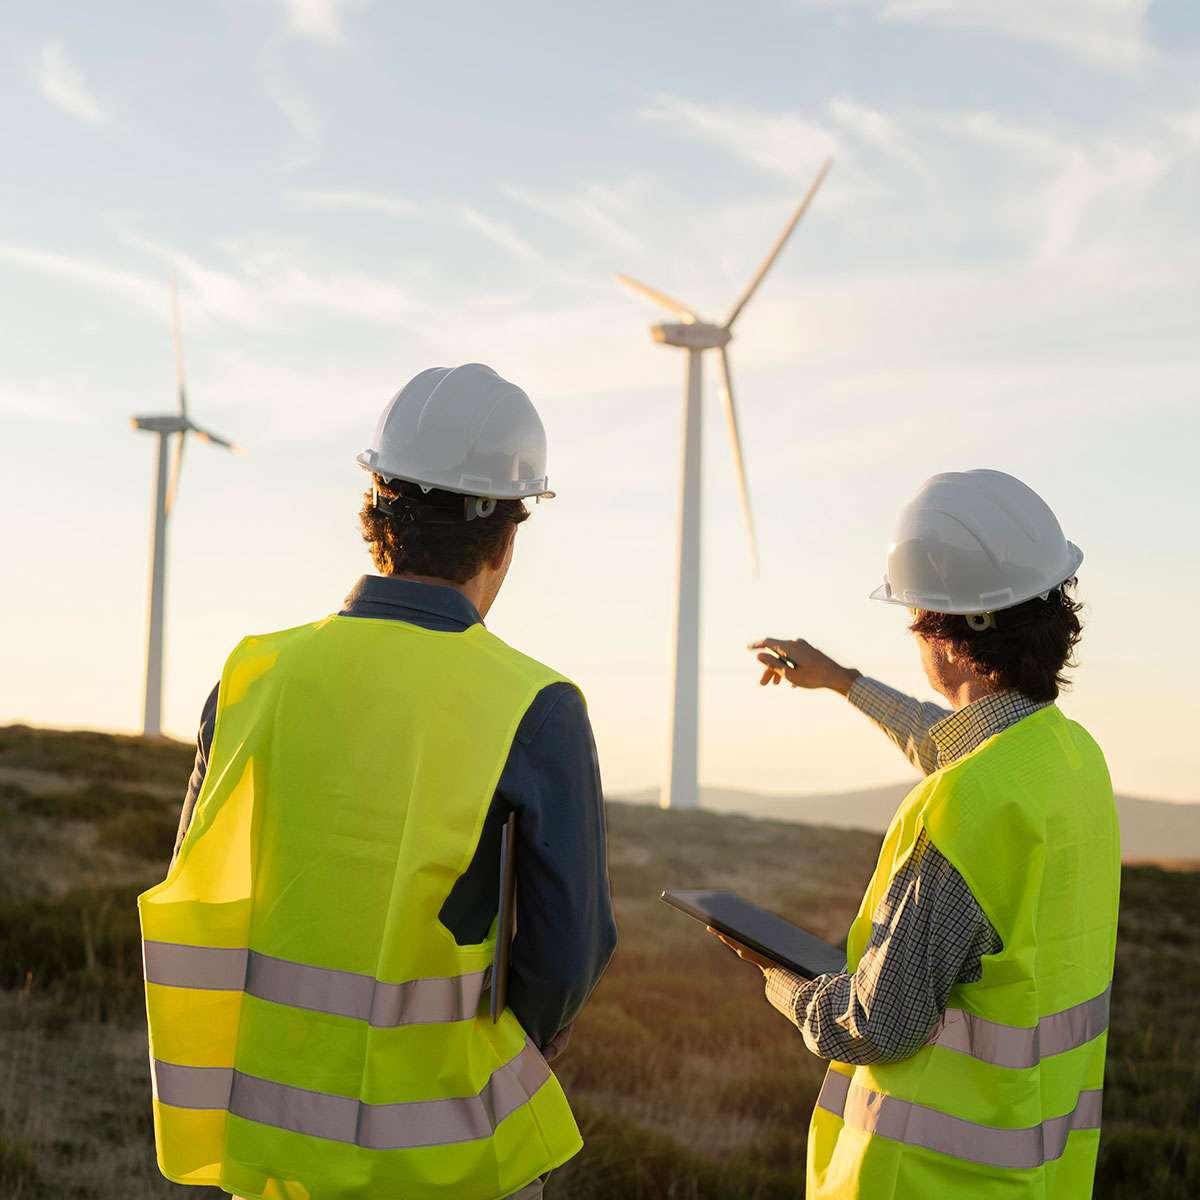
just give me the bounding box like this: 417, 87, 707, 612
152, 1038, 551, 1150
143, 941, 489, 1027
817, 1071, 1103, 1170
931, 984, 1111, 1069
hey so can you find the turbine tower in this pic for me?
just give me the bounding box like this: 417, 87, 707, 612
617, 159, 832, 810
131, 276, 241, 736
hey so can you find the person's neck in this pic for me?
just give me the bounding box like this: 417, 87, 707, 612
388, 572, 492, 619
941, 678, 995, 711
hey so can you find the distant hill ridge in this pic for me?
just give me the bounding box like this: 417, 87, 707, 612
0, 722, 1193, 864
624, 784, 1200, 864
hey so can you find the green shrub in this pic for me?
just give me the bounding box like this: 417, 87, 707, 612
1096, 1122, 1200, 1198
550, 1107, 808, 1199
717, 1067, 818, 1127
0, 885, 145, 1021
10, 781, 165, 822
0, 1136, 49, 1198
97, 808, 179, 862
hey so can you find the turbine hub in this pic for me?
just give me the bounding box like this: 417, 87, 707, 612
651, 322, 731, 350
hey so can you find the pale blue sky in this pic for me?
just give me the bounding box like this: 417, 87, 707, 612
2, 0, 1198, 802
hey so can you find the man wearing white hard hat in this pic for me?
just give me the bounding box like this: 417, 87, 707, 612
718, 470, 1119, 1199
140, 364, 617, 1200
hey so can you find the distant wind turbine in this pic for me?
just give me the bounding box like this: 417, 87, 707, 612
131, 276, 241, 736
617, 158, 832, 810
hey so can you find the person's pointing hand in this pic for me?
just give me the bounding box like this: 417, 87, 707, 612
748, 638, 859, 695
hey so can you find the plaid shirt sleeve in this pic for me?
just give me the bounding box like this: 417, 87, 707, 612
763, 830, 1003, 1065
847, 676, 950, 776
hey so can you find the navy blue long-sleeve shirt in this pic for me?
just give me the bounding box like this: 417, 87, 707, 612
175, 575, 617, 1049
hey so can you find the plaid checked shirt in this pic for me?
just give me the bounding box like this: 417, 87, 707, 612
763, 679, 1048, 1065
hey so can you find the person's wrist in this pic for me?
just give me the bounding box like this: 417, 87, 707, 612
826, 665, 860, 696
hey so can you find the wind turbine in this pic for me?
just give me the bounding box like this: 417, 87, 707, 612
131, 276, 241, 736
617, 159, 832, 811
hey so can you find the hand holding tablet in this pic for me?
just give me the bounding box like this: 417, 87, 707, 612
709, 928, 778, 973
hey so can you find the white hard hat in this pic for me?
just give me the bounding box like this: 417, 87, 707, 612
870, 469, 1083, 616
356, 363, 554, 500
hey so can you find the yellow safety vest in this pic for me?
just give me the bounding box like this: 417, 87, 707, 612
139, 614, 584, 1200
808, 705, 1120, 1198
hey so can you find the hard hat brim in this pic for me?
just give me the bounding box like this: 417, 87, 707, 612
869, 542, 1084, 615
355, 451, 555, 501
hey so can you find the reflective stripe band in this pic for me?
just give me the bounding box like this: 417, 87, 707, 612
143, 941, 489, 1027
932, 985, 1111, 1069
817, 1071, 1103, 1170
152, 1039, 551, 1150
154, 1060, 235, 1110
143, 942, 248, 989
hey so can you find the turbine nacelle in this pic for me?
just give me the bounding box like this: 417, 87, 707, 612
131, 414, 191, 434
651, 321, 731, 350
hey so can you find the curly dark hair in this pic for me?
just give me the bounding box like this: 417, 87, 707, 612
909, 580, 1084, 702
359, 477, 529, 583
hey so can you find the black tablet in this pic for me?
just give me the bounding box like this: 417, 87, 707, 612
490, 813, 518, 1022
661, 888, 846, 980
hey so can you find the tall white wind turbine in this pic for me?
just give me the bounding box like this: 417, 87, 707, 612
131, 276, 241, 736
617, 159, 832, 810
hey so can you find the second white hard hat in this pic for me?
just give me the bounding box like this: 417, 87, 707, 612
356, 363, 554, 500
870, 469, 1083, 615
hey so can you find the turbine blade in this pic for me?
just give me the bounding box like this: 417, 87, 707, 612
165, 430, 186, 515
724, 157, 833, 330
192, 425, 242, 453
614, 274, 699, 323
170, 272, 187, 418
718, 347, 758, 574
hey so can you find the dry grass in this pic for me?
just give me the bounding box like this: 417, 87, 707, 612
0, 724, 1196, 1198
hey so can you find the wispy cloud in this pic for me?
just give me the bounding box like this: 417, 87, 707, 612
120, 233, 265, 328
640, 93, 837, 181
0, 378, 90, 422
882, 0, 1155, 73
280, 0, 361, 44
502, 181, 645, 254
0, 231, 433, 339
939, 109, 1173, 259
643, 86, 1193, 266
942, 111, 1064, 162
265, 78, 322, 167
826, 97, 927, 179
1039, 144, 1164, 260
0, 242, 161, 314
459, 207, 541, 262
34, 41, 108, 126
286, 188, 415, 218
262, 261, 428, 325
1168, 110, 1200, 147
792, 0, 1156, 73
122, 232, 431, 330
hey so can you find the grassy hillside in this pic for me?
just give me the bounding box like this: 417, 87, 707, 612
0, 725, 1196, 1199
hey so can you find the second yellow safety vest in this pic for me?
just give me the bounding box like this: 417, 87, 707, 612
807, 705, 1120, 1199
139, 614, 585, 1200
